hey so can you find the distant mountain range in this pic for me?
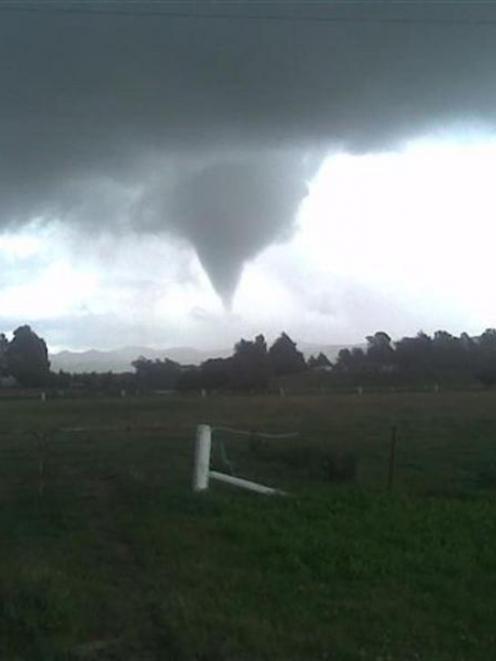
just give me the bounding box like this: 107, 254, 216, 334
49, 343, 357, 374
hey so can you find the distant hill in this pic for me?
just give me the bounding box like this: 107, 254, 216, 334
49, 346, 231, 373
50, 343, 359, 374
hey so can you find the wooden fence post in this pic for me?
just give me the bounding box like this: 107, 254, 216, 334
387, 425, 398, 492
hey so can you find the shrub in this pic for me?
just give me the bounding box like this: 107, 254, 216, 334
324, 451, 358, 483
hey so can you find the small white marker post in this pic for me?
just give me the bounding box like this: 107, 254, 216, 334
192, 424, 212, 492
40, 391, 46, 402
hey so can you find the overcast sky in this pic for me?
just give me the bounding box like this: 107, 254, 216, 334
1, 1, 496, 351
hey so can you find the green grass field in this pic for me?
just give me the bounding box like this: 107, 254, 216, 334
1, 391, 496, 660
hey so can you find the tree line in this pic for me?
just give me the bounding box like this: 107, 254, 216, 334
334, 329, 496, 387
2, 324, 496, 391
132, 332, 309, 392
131, 328, 496, 391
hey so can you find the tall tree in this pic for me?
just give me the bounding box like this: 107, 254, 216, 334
308, 352, 332, 369
201, 357, 231, 390
0, 333, 9, 376
6, 325, 50, 387
366, 331, 395, 366
394, 331, 433, 375
475, 328, 496, 386
230, 334, 272, 390
269, 332, 306, 375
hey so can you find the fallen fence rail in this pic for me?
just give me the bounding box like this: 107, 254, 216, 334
193, 424, 294, 496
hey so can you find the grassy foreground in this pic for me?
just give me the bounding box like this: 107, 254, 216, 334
0, 392, 495, 659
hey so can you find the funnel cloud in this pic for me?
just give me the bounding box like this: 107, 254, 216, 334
2, 3, 496, 300
140, 153, 315, 302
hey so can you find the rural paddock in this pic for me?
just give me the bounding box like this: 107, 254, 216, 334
1, 391, 495, 659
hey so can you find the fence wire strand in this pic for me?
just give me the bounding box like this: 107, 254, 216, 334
213, 426, 299, 439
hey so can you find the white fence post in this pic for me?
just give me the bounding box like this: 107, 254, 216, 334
192, 424, 212, 492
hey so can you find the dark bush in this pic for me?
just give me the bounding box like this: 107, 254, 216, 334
476, 369, 496, 388
324, 451, 358, 482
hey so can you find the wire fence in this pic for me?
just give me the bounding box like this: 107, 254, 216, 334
1, 417, 496, 500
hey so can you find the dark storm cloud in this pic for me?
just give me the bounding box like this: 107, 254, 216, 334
2, 2, 496, 298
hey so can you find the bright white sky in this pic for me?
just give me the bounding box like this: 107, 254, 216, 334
1, 133, 495, 352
